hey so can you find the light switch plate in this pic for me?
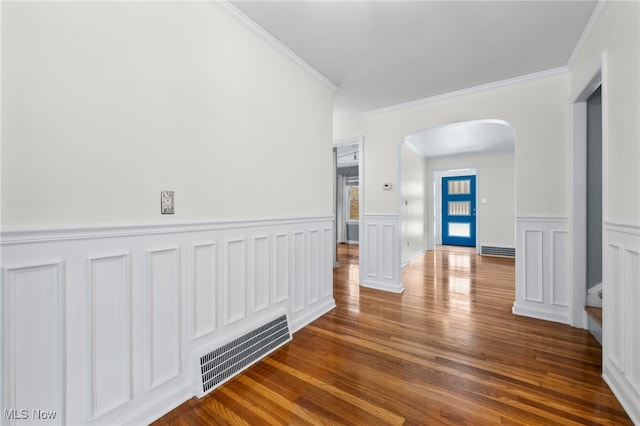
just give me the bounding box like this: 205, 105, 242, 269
161, 191, 174, 214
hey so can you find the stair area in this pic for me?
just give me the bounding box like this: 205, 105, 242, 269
585, 306, 603, 345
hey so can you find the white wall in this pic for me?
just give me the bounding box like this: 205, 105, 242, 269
570, 2, 639, 224
335, 72, 570, 218
426, 151, 515, 250
1, 2, 334, 228
400, 144, 426, 263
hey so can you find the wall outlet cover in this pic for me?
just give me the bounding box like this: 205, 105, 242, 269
161, 191, 174, 214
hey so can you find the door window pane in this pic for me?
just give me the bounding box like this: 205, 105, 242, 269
448, 179, 471, 194
448, 201, 471, 216
449, 223, 470, 238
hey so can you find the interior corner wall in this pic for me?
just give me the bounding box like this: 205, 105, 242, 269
1, 2, 334, 229
426, 151, 515, 250
334, 72, 570, 219
400, 144, 426, 263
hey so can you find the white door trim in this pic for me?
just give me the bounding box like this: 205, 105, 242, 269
569, 52, 608, 328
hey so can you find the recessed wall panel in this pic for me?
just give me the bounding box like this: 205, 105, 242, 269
89, 254, 131, 418
367, 224, 378, 278
252, 236, 270, 313
626, 248, 640, 393
224, 239, 247, 325
3, 263, 64, 422
274, 233, 289, 303
606, 243, 623, 371
309, 230, 320, 304
147, 248, 180, 389
292, 231, 305, 313
551, 231, 569, 307
192, 243, 217, 339
382, 225, 394, 280
524, 230, 543, 303
322, 228, 333, 297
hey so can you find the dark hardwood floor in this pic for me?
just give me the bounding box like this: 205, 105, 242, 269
153, 244, 631, 425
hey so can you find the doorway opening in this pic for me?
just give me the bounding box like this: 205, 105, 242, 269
571, 54, 606, 332
333, 137, 363, 280
400, 119, 515, 269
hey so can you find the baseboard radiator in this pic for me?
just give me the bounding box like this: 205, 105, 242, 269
196, 314, 291, 397
480, 245, 516, 257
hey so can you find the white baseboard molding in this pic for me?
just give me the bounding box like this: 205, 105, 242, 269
402, 247, 428, 268
512, 302, 570, 325
361, 279, 404, 294
290, 298, 336, 333
123, 383, 193, 426
603, 363, 640, 425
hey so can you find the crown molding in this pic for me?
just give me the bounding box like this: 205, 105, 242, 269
567, 0, 611, 69
336, 66, 569, 122
217, 0, 337, 92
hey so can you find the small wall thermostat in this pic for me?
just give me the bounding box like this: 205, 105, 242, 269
383, 183, 392, 190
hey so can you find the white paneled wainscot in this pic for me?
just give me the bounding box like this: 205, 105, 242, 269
514, 217, 570, 324
361, 215, 402, 293
0, 217, 335, 425
602, 222, 640, 424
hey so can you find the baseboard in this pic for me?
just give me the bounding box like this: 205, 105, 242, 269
512, 302, 570, 325
402, 247, 428, 268
123, 383, 193, 426
603, 364, 640, 425
290, 298, 337, 333
361, 279, 404, 293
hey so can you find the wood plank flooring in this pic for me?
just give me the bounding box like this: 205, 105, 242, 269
153, 244, 631, 425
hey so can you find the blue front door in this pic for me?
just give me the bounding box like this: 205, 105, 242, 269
442, 175, 476, 247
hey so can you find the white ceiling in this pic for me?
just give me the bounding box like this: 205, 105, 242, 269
404, 119, 514, 158
230, 0, 597, 120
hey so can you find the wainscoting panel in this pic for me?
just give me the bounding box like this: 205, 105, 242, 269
514, 217, 570, 324
606, 242, 624, 371
274, 233, 289, 303
147, 248, 181, 390
322, 227, 333, 298
191, 243, 217, 340
0, 216, 335, 425
551, 230, 570, 307
251, 236, 270, 314
292, 231, 306, 314
602, 222, 640, 424
2, 262, 65, 425
523, 230, 543, 303
361, 215, 402, 293
308, 230, 321, 305
223, 239, 247, 326
88, 254, 132, 419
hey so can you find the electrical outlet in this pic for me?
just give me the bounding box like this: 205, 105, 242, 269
161, 191, 174, 214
